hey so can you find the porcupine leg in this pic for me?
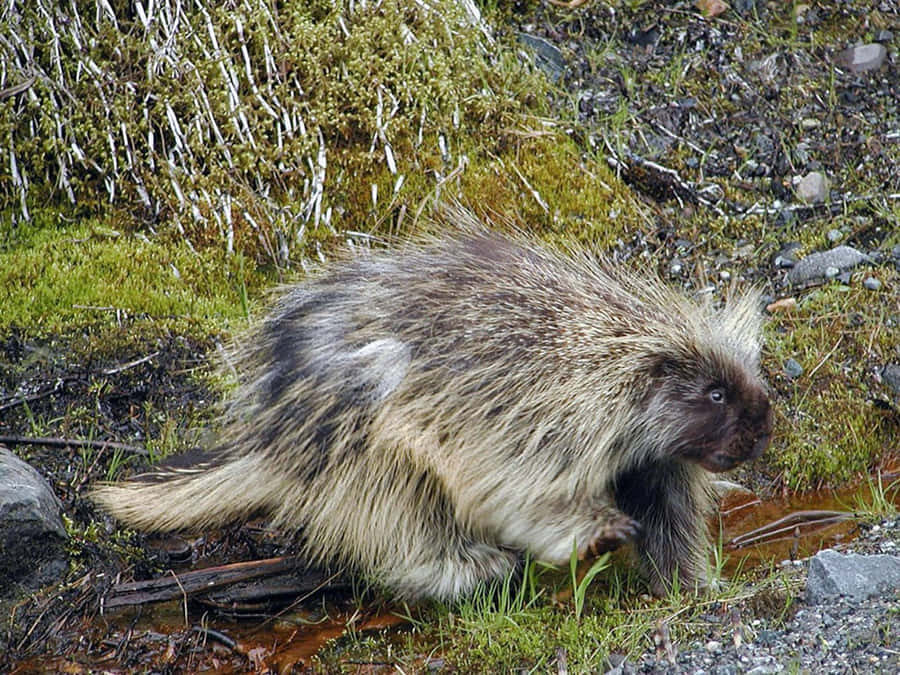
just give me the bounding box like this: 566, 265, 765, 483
614, 460, 711, 594
487, 497, 640, 566
307, 452, 519, 601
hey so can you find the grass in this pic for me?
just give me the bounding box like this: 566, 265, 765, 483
764, 279, 899, 490
315, 545, 809, 672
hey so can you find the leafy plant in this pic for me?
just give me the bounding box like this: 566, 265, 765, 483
569, 543, 611, 622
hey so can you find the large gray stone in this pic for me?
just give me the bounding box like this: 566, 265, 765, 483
835, 44, 888, 74
786, 245, 872, 285
806, 549, 900, 604
0, 447, 68, 595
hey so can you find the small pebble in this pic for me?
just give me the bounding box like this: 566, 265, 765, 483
784, 358, 804, 379
774, 255, 796, 269
796, 171, 830, 204
827, 229, 843, 243
863, 277, 881, 291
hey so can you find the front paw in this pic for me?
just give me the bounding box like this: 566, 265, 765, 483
584, 514, 642, 558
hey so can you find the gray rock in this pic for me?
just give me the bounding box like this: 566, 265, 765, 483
795, 171, 830, 204
863, 277, 882, 291
826, 228, 843, 243
517, 33, 565, 82
0, 447, 68, 596
835, 43, 888, 73
784, 358, 804, 379
786, 245, 872, 285
806, 549, 900, 604
881, 364, 900, 395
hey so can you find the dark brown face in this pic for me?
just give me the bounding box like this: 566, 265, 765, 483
653, 361, 773, 473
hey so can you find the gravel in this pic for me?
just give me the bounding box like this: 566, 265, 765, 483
626, 518, 900, 674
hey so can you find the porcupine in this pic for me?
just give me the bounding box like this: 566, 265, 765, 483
92, 223, 773, 600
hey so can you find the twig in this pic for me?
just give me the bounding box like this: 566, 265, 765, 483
0, 75, 36, 101
102, 351, 160, 375
806, 336, 843, 382
727, 509, 854, 549
194, 626, 237, 650
604, 139, 725, 216
0, 435, 148, 456
103, 556, 307, 608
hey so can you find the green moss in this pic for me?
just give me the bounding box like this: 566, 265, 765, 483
0, 210, 265, 332
0, 0, 548, 265
763, 279, 900, 490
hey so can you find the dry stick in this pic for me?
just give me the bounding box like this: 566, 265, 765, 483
102, 556, 305, 609
727, 509, 855, 549
102, 351, 160, 375
0, 75, 36, 100
0, 435, 149, 456
0, 386, 67, 412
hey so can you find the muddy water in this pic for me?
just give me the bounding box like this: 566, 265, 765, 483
718, 473, 900, 573
9, 600, 407, 673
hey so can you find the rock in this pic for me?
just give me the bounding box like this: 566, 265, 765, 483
795, 171, 830, 204
863, 277, 882, 291
786, 245, 872, 285
0, 448, 68, 596
517, 33, 565, 82
806, 549, 900, 605
881, 364, 900, 396
826, 228, 843, 243
783, 358, 804, 379
835, 44, 887, 73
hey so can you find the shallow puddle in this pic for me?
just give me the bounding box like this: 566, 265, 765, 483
718, 471, 900, 573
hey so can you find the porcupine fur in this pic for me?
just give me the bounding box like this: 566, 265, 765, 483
92, 220, 773, 600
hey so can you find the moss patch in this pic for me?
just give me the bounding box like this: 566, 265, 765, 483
765, 279, 900, 490
0, 211, 264, 333
0, 0, 548, 265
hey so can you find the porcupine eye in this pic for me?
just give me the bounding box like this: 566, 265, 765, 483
708, 387, 726, 404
